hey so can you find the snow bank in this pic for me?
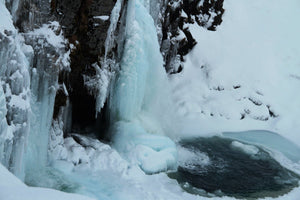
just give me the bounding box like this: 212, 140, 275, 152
0, 164, 95, 200
50, 132, 129, 174
170, 0, 300, 144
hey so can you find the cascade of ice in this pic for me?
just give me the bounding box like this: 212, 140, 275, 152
91, 0, 125, 114
24, 22, 69, 177
109, 0, 177, 174
25, 66, 58, 171
6, 0, 20, 23
0, 0, 31, 180
1, 0, 69, 181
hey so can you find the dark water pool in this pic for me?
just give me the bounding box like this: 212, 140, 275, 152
169, 137, 299, 199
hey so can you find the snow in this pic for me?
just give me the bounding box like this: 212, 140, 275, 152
83, 63, 110, 114
50, 133, 129, 174
170, 0, 300, 144
27, 21, 65, 49
8, 94, 30, 110
93, 16, 109, 21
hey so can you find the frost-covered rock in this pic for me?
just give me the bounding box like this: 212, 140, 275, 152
158, 0, 224, 73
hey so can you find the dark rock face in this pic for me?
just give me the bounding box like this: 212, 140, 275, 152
182, 0, 224, 31
51, 0, 116, 134
160, 0, 224, 73
5, 0, 117, 135
5, 0, 54, 31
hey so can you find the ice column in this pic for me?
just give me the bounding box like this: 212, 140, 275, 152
109, 0, 177, 174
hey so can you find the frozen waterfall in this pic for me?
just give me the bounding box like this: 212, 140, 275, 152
0, 0, 31, 180
109, 0, 177, 174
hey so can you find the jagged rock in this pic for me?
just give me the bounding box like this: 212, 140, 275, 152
160, 0, 224, 73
